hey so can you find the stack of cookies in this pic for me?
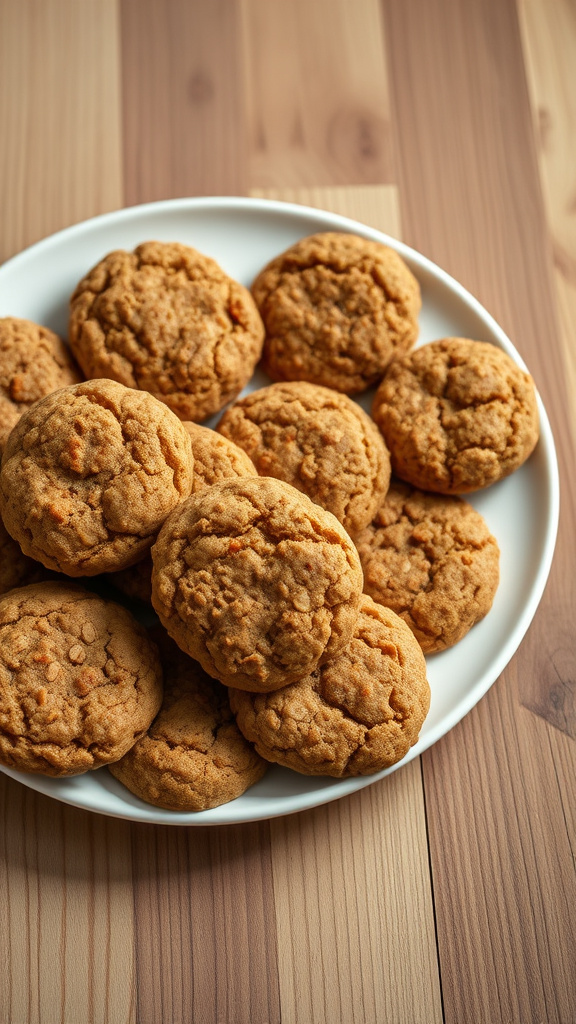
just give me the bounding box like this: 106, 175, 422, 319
0, 230, 540, 812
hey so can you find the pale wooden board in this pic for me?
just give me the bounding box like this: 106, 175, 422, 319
0, 0, 123, 263
0, 2, 133, 1023
120, 0, 246, 203
384, 0, 576, 1020
251, 184, 442, 1024
241, 0, 394, 188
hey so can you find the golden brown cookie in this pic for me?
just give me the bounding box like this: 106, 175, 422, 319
0, 317, 82, 452
252, 232, 420, 394
109, 630, 266, 811
229, 595, 430, 777
217, 381, 391, 535
0, 515, 49, 594
354, 481, 500, 653
0, 582, 163, 776
183, 421, 257, 492
372, 337, 539, 493
68, 241, 265, 421
107, 425, 256, 601
151, 477, 364, 693
0, 379, 194, 576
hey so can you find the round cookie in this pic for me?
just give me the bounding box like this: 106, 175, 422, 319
109, 631, 266, 811
183, 421, 257, 492
107, 425, 256, 601
372, 337, 539, 493
354, 481, 500, 653
0, 317, 82, 452
0, 378, 194, 576
151, 477, 364, 693
229, 595, 430, 777
0, 582, 163, 776
0, 515, 50, 594
216, 381, 391, 535
252, 232, 420, 394
68, 241, 265, 422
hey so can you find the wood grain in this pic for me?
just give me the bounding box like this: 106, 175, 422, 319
120, 0, 246, 204
241, 0, 393, 188
250, 183, 402, 240
384, 0, 576, 1019
0, 0, 123, 263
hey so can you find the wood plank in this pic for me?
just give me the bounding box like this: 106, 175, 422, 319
384, 0, 576, 1020
120, 0, 246, 204
0, 1, 131, 1022
241, 0, 394, 188
252, 182, 442, 1024
0, 0, 123, 262
130, 822, 280, 1024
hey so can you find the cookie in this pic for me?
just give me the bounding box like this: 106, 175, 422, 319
0, 515, 50, 594
109, 630, 266, 811
183, 421, 257, 492
0, 582, 163, 776
68, 241, 265, 422
354, 481, 500, 652
0, 317, 82, 452
252, 232, 420, 393
107, 424, 256, 601
229, 595, 430, 777
217, 381, 391, 535
151, 477, 364, 693
0, 378, 194, 576
372, 337, 540, 493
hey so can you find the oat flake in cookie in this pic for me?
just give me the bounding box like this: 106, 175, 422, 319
229, 595, 430, 777
252, 232, 421, 394
372, 337, 540, 493
68, 241, 265, 422
151, 477, 364, 693
0, 379, 194, 576
0, 582, 163, 777
109, 631, 266, 811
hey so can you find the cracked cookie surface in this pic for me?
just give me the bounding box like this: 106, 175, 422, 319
0, 582, 163, 776
252, 232, 420, 393
151, 477, 364, 693
229, 594, 430, 777
354, 481, 500, 652
217, 381, 391, 534
372, 337, 539, 493
68, 241, 265, 421
0, 317, 82, 452
109, 630, 266, 811
0, 378, 194, 576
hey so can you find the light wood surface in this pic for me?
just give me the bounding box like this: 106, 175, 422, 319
0, 1, 574, 1022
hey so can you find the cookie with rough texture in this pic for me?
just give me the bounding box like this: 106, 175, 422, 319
68, 241, 265, 421
217, 381, 391, 535
0, 378, 194, 576
252, 232, 421, 393
372, 337, 539, 493
0, 317, 82, 452
183, 421, 257, 492
229, 594, 429, 777
151, 477, 364, 693
355, 481, 500, 653
0, 515, 50, 594
107, 424, 256, 601
0, 582, 163, 776
109, 630, 266, 811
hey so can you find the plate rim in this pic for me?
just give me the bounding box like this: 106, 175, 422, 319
0, 195, 560, 825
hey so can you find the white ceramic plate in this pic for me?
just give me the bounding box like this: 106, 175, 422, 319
0, 197, 559, 825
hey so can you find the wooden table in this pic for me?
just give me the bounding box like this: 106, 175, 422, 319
1, 2, 575, 1022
